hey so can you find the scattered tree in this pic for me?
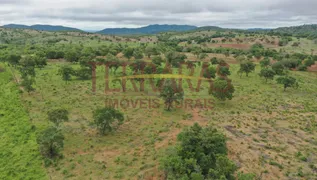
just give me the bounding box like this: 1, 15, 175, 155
93, 107, 124, 135
259, 68, 275, 82
209, 78, 235, 101
47, 109, 69, 127
159, 79, 184, 111
276, 76, 298, 91
161, 123, 236, 179
58, 65, 74, 83
37, 127, 64, 158
238, 61, 256, 77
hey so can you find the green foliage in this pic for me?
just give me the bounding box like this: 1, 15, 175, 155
93, 107, 124, 135
133, 48, 144, 59
18, 55, 37, 78
161, 123, 236, 179
199, 53, 208, 60
260, 57, 270, 68
145, 46, 160, 58
280, 59, 301, 69
159, 79, 184, 111
276, 76, 299, 91
304, 58, 315, 67
203, 66, 216, 79
123, 47, 134, 60
129, 60, 147, 72
238, 61, 256, 77
211, 57, 219, 65
297, 65, 308, 71
0, 69, 47, 179
272, 61, 285, 75
48, 108, 69, 127
6, 54, 21, 66
237, 172, 256, 180
219, 66, 231, 76
165, 51, 187, 67
152, 56, 164, 66
37, 126, 64, 158
74, 67, 92, 80
209, 78, 235, 101
259, 68, 275, 82
65, 48, 80, 62
20, 76, 35, 93
58, 65, 74, 82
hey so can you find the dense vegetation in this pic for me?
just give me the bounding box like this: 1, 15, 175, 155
0, 67, 47, 179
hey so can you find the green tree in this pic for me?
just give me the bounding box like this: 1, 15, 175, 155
260, 57, 271, 68
152, 56, 164, 66
276, 76, 298, 91
218, 66, 231, 76
37, 127, 64, 158
159, 79, 184, 111
297, 65, 307, 71
6, 54, 21, 67
199, 53, 208, 60
165, 51, 187, 68
123, 47, 134, 60
238, 61, 256, 77
272, 61, 285, 75
259, 68, 275, 82
133, 49, 144, 59
58, 65, 74, 83
211, 57, 219, 65
48, 109, 69, 127
161, 123, 236, 179
304, 58, 315, 67
145, 46, 159, 58
21, 76, 35, 93
65, 49, 80, 62
209, 78, 234, 101
203, 66, 216, 79
93, 107, 124, 135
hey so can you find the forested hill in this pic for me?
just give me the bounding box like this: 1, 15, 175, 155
97, 24, 198, 35
2, 24, 82, 32
268, 24, 317, 39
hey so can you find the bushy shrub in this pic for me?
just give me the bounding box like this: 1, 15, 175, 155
161, 123, 236, 179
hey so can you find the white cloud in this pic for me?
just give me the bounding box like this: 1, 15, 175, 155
0, 0, 316, 30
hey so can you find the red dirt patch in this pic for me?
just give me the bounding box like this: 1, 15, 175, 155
307, 62, 317, 72
208, 43, 251, 50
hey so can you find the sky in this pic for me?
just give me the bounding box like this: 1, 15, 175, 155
0, 0, 316, 31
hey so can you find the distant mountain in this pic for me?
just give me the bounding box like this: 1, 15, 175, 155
195, 26, 223, 31
97, 24, 198, 35
247, 28, 272, 31
2, 24, 82, 32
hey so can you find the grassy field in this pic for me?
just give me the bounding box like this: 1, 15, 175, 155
15, 59, 317, 179
0, 64, 47, 180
